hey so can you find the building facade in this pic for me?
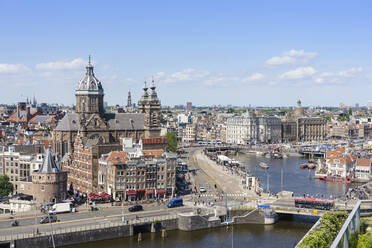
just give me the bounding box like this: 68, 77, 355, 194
297, 117, 326, 141
98, 151, 176, 201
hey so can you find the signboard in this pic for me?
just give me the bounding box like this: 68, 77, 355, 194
257, 205, 270, 209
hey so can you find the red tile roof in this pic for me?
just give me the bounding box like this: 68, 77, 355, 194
143, 149, 164, 157
104, 151, 128, 164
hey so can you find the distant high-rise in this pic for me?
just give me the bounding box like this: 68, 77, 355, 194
127, 91, 132, 108
186, 102, 192, 111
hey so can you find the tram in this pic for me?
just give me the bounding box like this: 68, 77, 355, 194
294, 198, 334, 210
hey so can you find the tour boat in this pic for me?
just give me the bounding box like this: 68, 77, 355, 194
319, 176, 353, 184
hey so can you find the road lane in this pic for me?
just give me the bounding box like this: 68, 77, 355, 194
0, 206, 193, 236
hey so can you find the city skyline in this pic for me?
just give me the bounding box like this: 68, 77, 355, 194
0, 1, 371, 106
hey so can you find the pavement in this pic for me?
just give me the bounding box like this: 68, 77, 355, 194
191, 149, 255, 196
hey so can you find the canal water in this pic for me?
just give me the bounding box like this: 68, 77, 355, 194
64, 218, 314, 248
235, 153, 359, 198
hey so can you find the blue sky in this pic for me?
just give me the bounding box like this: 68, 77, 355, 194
0, 1, 371, 107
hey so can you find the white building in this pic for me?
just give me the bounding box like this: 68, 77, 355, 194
226, 115, 282, 144
226, 115, 253, 144
355, 158, 371, 182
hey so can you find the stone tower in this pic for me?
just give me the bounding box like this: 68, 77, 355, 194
138, 77, 161, 138
75, 57, 105, 117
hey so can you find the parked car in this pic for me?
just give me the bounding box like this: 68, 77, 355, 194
129, 205, 143, 212
199, 186, 207, 193
40, 215, 58, 224
48, 203, 73, 215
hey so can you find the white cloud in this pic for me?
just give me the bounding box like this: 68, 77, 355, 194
0, 64, 30, 74
241, 73, 264, 82
35, 58, 86, 70
338, 67, 363, 77
279, 67, 317, 80
204, 76, 239, 87
314, 67, 363, 84
265, 49, 318, 66
315, 78, 324, 84
161, 68, 210, 83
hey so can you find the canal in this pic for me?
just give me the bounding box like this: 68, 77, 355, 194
63, 217, 314, 248
235, 153, 360, 198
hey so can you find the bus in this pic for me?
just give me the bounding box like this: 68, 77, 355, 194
294, 198, 334, 210
167, 198, 183, 208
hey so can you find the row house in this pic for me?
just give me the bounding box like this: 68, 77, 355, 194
98, 151, 176, 201
60, 133, 121, 195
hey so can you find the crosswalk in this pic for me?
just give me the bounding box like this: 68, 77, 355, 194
198, 193, 247, 197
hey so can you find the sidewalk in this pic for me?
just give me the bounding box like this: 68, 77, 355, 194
194, 150, 255, 196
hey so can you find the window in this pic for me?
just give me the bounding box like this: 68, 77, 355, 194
41, 185, 45, 191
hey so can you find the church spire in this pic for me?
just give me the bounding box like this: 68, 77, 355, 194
86, 55, 94, 75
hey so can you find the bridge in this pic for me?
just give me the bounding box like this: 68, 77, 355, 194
298, 150, 326, 158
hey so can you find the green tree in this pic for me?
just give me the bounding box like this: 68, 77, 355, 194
165, 132, 178, 152
0, 175, 13, 197
357, 234, 372, 248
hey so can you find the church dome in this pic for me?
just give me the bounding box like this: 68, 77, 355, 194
76, 58, 103, 95
292, 99, 305, 117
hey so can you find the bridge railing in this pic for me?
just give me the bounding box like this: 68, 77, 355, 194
330, 200, 372, 248
0, 214, 179, 242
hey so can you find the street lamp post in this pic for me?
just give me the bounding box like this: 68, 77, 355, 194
48, 212, 56, 248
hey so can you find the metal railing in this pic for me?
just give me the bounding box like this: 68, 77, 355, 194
330, 200, 372, 248
0, 214, 179, 242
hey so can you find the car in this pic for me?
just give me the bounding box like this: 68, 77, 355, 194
128, 205, 143, 212
199, 186, 207, 193
40, 215, 58, 224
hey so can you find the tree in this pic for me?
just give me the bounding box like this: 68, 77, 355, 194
0, 175, 13, 197
165, 132, 178, 152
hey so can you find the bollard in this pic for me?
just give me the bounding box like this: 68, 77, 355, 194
161, 229, 167, 238
138, 232, 142, 242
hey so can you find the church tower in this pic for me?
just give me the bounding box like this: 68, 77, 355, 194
138, 77, 161, 138
75, 57, 104, 117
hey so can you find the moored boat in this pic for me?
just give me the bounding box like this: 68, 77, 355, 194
307, 163, 316, 169
319, 176, 353, 184
259, 162, 269, 169
300, 163, 308, 169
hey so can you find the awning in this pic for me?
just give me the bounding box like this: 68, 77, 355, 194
156, 190, 166, 194
126, 190, 136, 195
145, 189, 154, 195
137, 189, 145, 193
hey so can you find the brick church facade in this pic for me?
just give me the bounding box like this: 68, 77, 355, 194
53, 59, 161, 158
